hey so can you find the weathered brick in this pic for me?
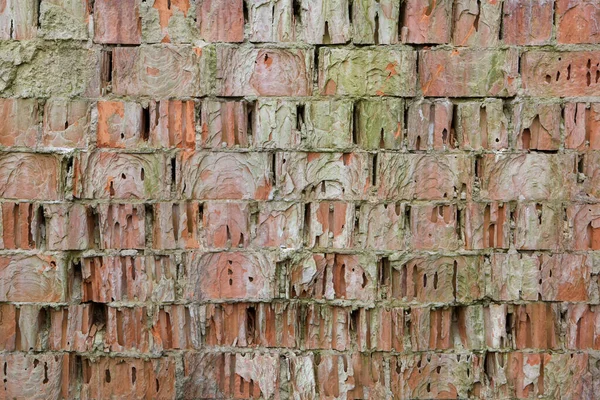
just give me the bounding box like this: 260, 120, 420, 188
0, 202, 42, 250
565, 304, 600, 349
153, 202, 199, 249
565, 103, 600, 150
478, 153, 576, 201
354, 98, 404, 150
401, 0, 452, 44
48, 304, 100, 352
300, 0, 351, 44
453, 0, 502, 46
152, 304, 200, 350
304, 201, 354, 248
253, 99, 299, 148
0, 353, 72, 399
197, 0, 244, 42
300, 100, 352, 150
455, 99, 509, 151
352, 0, 400, 44
0, 153, 60, 200
246, 0, 295, 42
44, 203, 94, 250
406, 99, 455, 151
486, 253, 541, 301
522, 51, 600, 97
112, 45, 203, 97
216, 46, 313, 96
557, 0, 600, 44
512, 100, 561, 151
201, 202, 251, 249
0, 0, 38, 39
567, 204, 600, 250
502, 0, 554, 44
94, 0, 141, 44
354, 202, 407, 250
319, 48, 417, 96
254, 201, 302, 248
420, 48, 519, 97
539, 253, 598, 302
0, 255, 64, 302
43, 99, 89, 148
514, 203, 563, 250
141, 0, 195, 44
0, 99, 39, 147
200, 100, 251, 148
464, 202, 510, 250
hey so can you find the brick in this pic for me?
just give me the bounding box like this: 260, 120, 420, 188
580, 151, 600, 200
513, 303, 560, 349
104, 306, 149, 352
0, 153, 60, 200
79, 255, 177, 303
568, 204, 600, 250
275, 152, 370, 200
301, 100, 352, 150
0, 99, 39, 147
44, 203, 94, 250
304, 201, 354, 248
0, 304, 46, 351
319, 47, 417, 96
197, 0, 244, 42
246, 0, 295, 42
43, 99, 89, 148
39, 0, 90, 40
410, 204, 461, 251
151, 304, 200, 350
300, 0, 350, 44
112, 45, 202, 97
464, 202, 510, 250
0, 353, 72, 399
80, 357, 175, 400
452, 0, 502, 46
76, 152, 170, 199
512, 101, 561, 151
557, 0, 600, 44
514, 203, 563, 250
354, 98, 404, 150
0, 0, 38, 39
98, 100, 195, 149
352, 0, 400, 44
502, 0, 554, 44
48, 304, 99, 352
565, 103, 600, 150
216, 46, 313, 96
254, 201, 302, 249
540, 253, 598, 302
289, 253, 377, 301
455, 99, 509, 151
93, 0, 141, 44
477, 153, 576, 201
522, 51, 600, 97
406, 99, 455, 151
0, 255, 64, 302
184, 252, 275, 301
0, 202, 42, 250
486, 253, 541, 301
401, 0, 452, 44
420, 48, 519, 97
354, 202, 407, 250
179, 151, 272, 200
201, 202, 251, 249
153, 202, 199, 249
141, 0, 195, 44
200, 100, 251, 148
377, 153, 472, 200
565, 304, 600, 349
97, 203, 145, 249
253, 99, 299, 148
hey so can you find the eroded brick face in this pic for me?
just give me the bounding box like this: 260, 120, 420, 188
1, 1, 599, 399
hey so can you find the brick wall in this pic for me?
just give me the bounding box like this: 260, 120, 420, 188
1, 0, 600, 398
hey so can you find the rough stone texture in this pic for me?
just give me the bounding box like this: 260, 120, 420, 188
0, 1, 599, 399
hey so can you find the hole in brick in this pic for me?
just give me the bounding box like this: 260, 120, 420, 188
246, 101, 254, 142
352, 103, 359, 145
442, 128, 448, 145
433, 272, 438, 289
243, 0, 249, 23
416, 136, 421, 150
271, 153, 277, 185
246, 306, 256, 344
141, 106, 150, 141
545, 75, 552, 84
101, 50, 113, 94
474, 156, 482, 178
198, 203, 204, 227
371, 153, 378, 186
43, 363, 48, 384
536, 204, 543, 225
156, 379, 160, 393
522, 128, 531, 150
170, 157, 176, 185
323, 21, 331, 44
374, 13, 380, 44
109, 181, 115, 197
292, 0, 302, 24
131, 367, 136, 385
379, 256, 390, 287
452, 260, 458, 300
473, 0, 481, 31
567, 64, 572, 80
404, 205, 411, 230
105, 369, 111, 383
172, 203, 180, 242
379, 128, 385, 148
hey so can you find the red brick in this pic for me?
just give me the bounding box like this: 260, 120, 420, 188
0, 202, 41, 250
104, 306, 149, 352
354, 202, 407, 250
522, 51, 600, 97
184, 252, 275, 301
401, 0, 452, 44
377, 154, 472, 200
253, 99, 300, 148
557, 0, 600, 44
0, 153, 60, 200
565, 304, 600, 349
579, 151, 600, 200
79, 255, 177, 303
246, 0, 295, 42
513, 101, 561, 151
0, 255, 63, 302
478, 153, 576, 201
514, 203, 563, 250
200, 100, 251, 148
539, 253, 596, 302
513, 303, 560, 350
276, 152, 370, 200
0, 0, 38, 39
201, 202, 251, 249
464, 202, 510, 250
80, 357, 175, 400
304, 201, 354, 248
487, 253, 541, 301
216, 46, 313, 96
112, 45, 203, 97
406, 99, 454, 151
502, 0, 554, 44
151, 304, 200, 350
254, 202, 302, 249
97, 100, 195, 149
0, 99, 39, 147
96, 203, 145, 249
565, 103, 600, 150
197, 0, 244, 42
410, 204, 460, 250
568, 204, 600, 250
76, 152, 170, 200
179, 151, 272, 200
48, 304, 99, 352
44, 203, 94, 250
153, 202, 199, 249
93, 0, 141, 44
289, 253, 376, 301
455, 100, 509, 151
319, 48, 417, 96
146, 0, 193, 44
453, 0, 502, 46
0, 353, 72, 399
43, 99, 89, 148
420, 48, 519, 97
0, 304, 47, 351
